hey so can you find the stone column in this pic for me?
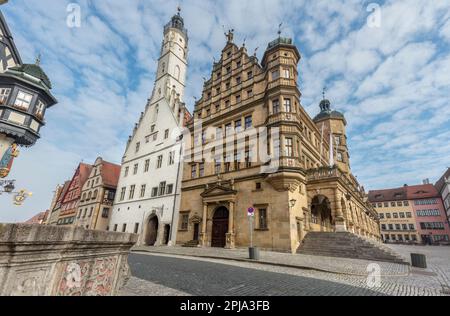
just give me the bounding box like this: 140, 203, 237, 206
334, 190, 347, 232
200, 203, 208, 246
225, 201, 235, 249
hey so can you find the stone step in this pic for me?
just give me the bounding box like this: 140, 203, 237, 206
298, 232, 408, 264
182, 240, 199, 248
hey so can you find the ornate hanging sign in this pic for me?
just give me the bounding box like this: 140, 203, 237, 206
0, 143, 19, 178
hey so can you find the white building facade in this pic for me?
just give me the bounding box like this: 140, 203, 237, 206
109, 11, 189, 246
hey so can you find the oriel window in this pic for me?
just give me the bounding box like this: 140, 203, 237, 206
283, 98, 292, 112
14, 90, 33, 110
0, 88, 10, 105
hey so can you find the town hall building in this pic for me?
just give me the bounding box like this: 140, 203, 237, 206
176, 31, 381, 253
109, 9, 191, 246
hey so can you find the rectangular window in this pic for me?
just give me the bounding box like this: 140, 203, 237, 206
124, 167, 129, 177
215, 160, 221, 174
114, 224, 118, 232
379, 213, 384, 219
119, 187, 126, 201
406, 212, 412, 218
122, 224, 127, 233
181, 214, 189, 230
399, 212, 405, 218
282, 68, 290, 78
285, 138, 293, 156
169, 151, 175, 165
386, 213, 391, 219
133, 163, 138, 175
164, 129, 169, 139
144, 159, 150, 172
235, 119, 242, 132
283, 98, 292, 112
259, 208, 268, 229
236, 76, 241, 84
14, 90, 33, 110
271, 70, 280, 80
151, 187, 158, 197
140, 184, 146, 198
395, 224, 401, 230
272, 99, 280, 114
135, 142, 140, 153
157, 155, 163, 168
216, 127, 223, 139
247, 71, 253, 79
35, 100, 45, 117
409, 224, 415, 230
402, 224, 407, 230
191, 164, 197, 179
166, 184, 174, 194
235, 94, 241, 104
151, 125, 155, 132
393, 213, 398, 218
244, 116, 252, 129
0, 88, 10, 105
247, 89, 253, 97
158, 182, 166, 196
145, 135, 150, 143
129, 185, 136, 200
381, 224, 386, 230
134, 223, 139, 234
388, 224, 393, 230
199, 162, 205, 177
102, 208, 109, 218
225, 123, 232, 137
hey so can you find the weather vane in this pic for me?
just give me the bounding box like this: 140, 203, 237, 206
278, 23, 283, 37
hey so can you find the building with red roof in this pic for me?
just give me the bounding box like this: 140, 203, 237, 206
24, 211, 48, 224
56, 163, 93, 226
74, 157, 121, 231
406, 184, 450, 244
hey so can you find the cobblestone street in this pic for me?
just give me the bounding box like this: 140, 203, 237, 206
122, 245, 450, 296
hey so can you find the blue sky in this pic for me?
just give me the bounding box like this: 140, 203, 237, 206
1, 0, 449, 222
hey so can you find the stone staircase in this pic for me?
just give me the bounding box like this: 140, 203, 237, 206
182, 240, 199, 248
297, 232, 409, 265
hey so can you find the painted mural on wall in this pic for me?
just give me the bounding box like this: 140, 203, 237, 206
0, 143, 19, 178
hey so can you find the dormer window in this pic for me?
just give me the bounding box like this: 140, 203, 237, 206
35, 100, 45, 118
14, 90, 33, 111
0, 88, 11, 105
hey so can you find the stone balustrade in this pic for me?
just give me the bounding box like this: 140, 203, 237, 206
0, 223, 137, 296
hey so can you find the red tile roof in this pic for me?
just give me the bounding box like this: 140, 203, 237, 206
405, 184, 440, 200
368, 186, 407, 202
24, 211, 47, 224
101, 160, 121, 188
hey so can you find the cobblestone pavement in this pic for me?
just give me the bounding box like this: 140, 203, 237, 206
132, 245, 410, 276
386, 244, 450, 293
126, 253, 446, 296
120, 276, 190, 296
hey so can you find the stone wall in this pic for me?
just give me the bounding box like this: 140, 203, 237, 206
0, 223, 137, 296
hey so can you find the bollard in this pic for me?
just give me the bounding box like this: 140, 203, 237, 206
249, 247, 260, 260
411, 253, 427, 268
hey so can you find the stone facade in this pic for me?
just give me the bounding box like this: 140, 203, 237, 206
435, 168, 450, 225
176, 33, 380, 253
0, 224, 137, 296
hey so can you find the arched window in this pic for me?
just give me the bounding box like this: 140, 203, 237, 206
82, 193, 86, 201
88, 192, 92, 200
93, 189, 98, 199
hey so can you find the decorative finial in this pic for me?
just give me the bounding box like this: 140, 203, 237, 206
322, 86, 327, 100
35, 53, 41, 66
278, 23, 283, 37
177, 5, 181, 15
242, 37, 247, 47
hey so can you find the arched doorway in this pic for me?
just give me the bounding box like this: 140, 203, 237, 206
211, 206, 229, 248
311, 195, 333, 232
145, 215, 159, 246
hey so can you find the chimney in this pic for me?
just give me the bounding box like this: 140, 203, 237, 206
423, 179, 430, 185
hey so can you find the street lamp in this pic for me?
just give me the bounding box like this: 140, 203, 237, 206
4, 182, 15, 193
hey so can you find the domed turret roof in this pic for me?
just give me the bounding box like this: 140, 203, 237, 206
313, 97, 346, 124
8, 59, 52, 89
